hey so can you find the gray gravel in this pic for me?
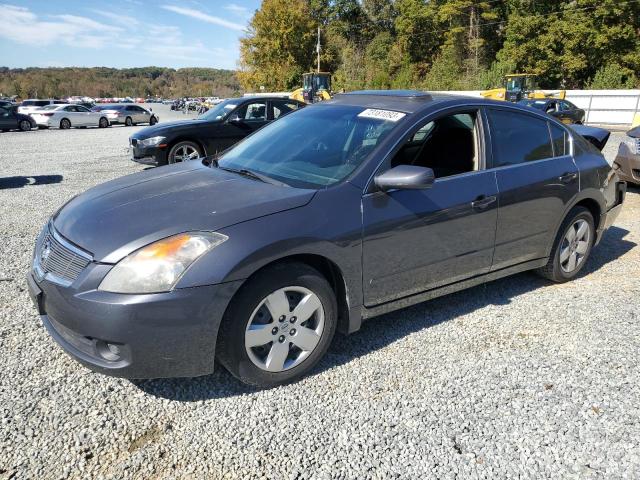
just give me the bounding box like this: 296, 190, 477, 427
1, 109, 639, 479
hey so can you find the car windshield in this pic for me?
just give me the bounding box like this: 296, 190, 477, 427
199, 99, 241, 120
96, 105, 125, 111
217, 105, 401, 188
519, 100, 547, 110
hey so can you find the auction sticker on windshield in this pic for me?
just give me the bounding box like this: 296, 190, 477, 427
358, 109, 406, 122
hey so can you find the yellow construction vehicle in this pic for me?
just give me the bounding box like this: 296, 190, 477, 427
290, 72, 332, 104
481, 73, 566, 102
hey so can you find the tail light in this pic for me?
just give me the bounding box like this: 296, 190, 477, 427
42, 113, 54, 117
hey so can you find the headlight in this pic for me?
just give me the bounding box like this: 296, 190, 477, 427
623, 137, 639, 155
138, 136, 166, 147
99, 232, 227, 294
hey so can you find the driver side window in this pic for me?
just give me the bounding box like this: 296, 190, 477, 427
390, 111, 480, 179
236, 101, 266, 122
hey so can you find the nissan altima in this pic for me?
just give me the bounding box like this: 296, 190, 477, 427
27, 90, 625, 387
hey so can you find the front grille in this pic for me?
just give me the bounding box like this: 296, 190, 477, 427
35, 226, 91, 284
635, 138, 640, 155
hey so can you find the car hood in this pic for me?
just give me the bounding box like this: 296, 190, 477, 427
53, 162, 316, 263
133, 119, 214, 138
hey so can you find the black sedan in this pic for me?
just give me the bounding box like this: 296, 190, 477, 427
518, 98, 585, 124
129, 96, 305, 166
0, 105, 36, 132
28, 91, 625, 387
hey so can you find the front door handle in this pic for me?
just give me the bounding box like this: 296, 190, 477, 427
559, 172, 578, 184
471, 195, 497, 211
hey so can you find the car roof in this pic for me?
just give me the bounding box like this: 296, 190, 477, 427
239, 96, 303, 103
325, 90, 485, 114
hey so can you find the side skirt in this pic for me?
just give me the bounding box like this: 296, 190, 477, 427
360, 258, 548, 321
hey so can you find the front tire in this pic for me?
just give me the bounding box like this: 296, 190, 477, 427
536, 206, 595, 283
59, 118, 71, 130
167, 141, 202, 164
217, 263, 337, 387
19, 120, 32, 131
125, 116, 133, 127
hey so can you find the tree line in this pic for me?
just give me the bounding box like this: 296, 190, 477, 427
0, 67, 241, 99
239, 0, 640, 92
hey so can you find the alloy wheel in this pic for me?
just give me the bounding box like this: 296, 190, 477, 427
19, 120, 31, 131
244, 286, 325, 372
560, 219, 590, 273
171, 144, 200, 163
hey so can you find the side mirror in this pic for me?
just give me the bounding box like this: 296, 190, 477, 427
228, 113, 243, 124
149, 108, 153, 112
374, 165, 435, 191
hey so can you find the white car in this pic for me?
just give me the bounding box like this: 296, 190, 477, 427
18, 99, 66, 115
30, 104, 110, 129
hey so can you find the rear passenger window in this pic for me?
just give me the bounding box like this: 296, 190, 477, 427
488, 109, 553, 167
550, 124, 568, 156
272, 101, 300, 119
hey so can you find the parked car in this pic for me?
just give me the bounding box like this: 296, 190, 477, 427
0, 105, 36, 131
614, 125, 640, 185
91, 104, 158, 126
30, 104, 110, 129
129, 96, 304, 165
28, 91, 625, 387
17, 99, 66, 115
518, 98, 585, 124
0, 99, 17, 109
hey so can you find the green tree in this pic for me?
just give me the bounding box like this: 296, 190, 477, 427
238, 0, 317, 91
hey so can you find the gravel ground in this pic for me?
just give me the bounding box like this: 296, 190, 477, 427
1, 108, 639, 479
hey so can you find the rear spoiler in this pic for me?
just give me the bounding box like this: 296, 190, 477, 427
570, 124, 610, 151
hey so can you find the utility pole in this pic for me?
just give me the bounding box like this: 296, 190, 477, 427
316, 26, 321, 73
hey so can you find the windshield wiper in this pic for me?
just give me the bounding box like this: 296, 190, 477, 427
218, 166, 289, 187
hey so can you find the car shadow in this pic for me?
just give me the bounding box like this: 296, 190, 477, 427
133, 226, 635, 401
0, 175, 63, 189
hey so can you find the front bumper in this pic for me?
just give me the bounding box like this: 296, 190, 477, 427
27, 270, 243, 379
130, 142, 167, 166
31, 116, 55, 127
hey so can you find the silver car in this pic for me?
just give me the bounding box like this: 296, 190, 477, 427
91, 104, 159, 126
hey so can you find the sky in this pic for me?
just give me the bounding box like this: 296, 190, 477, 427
0, 0, 261, 70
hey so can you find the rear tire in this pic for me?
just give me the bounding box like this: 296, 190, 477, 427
536, 206, 595, 283
59, 118, 71, 130
19, 120, 32, 131
98, 117, 108, 128
217, 263, 337, 387
149, 116, 157, 126
125, 116, 133, 127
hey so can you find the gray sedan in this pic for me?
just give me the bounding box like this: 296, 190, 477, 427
28, 91, 624, 387
91, 104, 159, 126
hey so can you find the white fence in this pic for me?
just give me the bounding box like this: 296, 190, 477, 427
434, 89, 640, 127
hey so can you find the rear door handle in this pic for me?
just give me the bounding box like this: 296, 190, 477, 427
471, 195, 497, 211
559, 172, 578, 184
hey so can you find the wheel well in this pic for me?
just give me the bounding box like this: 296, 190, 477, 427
242, 254, 350, 335
575, 198, 601, 230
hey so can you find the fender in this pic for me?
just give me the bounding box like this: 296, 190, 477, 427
177, 183, 366, 333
